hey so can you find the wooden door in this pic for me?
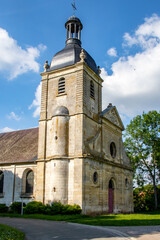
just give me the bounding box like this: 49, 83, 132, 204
108, 180, 114, 213
108, 188, 114, 213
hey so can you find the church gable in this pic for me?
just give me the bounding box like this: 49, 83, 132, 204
100, 103, 124, 131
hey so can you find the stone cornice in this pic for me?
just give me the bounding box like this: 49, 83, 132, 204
37, 156, 132, 172
39, 112, 101, 124
41, 61, 103, 85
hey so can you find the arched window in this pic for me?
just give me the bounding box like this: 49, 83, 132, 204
26, 170, 34, 194
0, 171, 4, 194
90, 80, 95, 98
93, 172, 98, 184
58, 78, 65, 94
109, 179, 114, 189
110, 142, 116, 158
125, 178, 129, 188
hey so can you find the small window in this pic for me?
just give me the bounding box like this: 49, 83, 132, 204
125, 178, 129, 188
0, 171, 4, 194
90, 80, 95, 98
58, 78, 65, 94
110, 142, 116, 158
26, 170, 34, 194
93, 172, 98, 184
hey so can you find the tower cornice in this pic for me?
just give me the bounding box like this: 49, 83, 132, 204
41, 60, 103, 84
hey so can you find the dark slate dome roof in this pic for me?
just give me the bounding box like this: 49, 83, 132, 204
53, 106, 69, 116
65, 16, 83, 28
50, 43, 98, 74
49, 16, 98, 74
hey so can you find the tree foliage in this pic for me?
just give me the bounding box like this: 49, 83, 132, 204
133, 185, 160, 212
124, 111, 160, 209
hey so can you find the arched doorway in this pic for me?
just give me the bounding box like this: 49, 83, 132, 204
108, 179, 114, 213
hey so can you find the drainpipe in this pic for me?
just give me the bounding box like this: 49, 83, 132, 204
12, 165, 16, 203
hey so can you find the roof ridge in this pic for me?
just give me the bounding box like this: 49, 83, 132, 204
0, 127, 38, 134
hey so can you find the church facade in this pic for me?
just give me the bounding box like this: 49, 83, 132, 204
0, 16, 133, 214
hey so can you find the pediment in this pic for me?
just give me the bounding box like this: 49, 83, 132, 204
100, 105, 124, 130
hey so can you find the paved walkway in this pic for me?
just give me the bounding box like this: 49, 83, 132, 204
0, 217, 160, 240
109, 225, 160, 240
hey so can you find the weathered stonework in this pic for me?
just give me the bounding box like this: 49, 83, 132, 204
35, 56, 133, 214
0, 15, 133, 213
0, 164, 36, 206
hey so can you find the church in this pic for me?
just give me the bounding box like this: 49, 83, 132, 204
0, 15, 133, 214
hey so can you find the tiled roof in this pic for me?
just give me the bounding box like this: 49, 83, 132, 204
0, 128, 38, 164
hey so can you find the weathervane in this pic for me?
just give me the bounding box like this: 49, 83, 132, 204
72, 0, 77, 16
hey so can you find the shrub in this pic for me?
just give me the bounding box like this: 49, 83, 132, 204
22, 201, 82, 215
50, 202, 64, 215
24, 201, 44, 214
10, 202, 26, 214
62, 204, 82, 215
0, 204, 8, 213
42, 204, 52, 215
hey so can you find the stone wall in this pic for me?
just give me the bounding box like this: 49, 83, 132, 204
35, 60, 133, 214
0, 164, 36, 206
83, 158, 133, 214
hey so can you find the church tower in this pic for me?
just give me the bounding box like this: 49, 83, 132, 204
36, 15, 133, 214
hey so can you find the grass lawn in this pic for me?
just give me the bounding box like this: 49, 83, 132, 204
1, 212, 160, 226
70, 213, 160, 226
0, 224, 25, 240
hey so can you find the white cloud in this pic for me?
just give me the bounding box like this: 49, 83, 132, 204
7, 111, 21, 121
38, 44, 47, 51
29, 83, 41, 118
123, 14, 160, 49
0, 127, 15, 133
107, 47, 117, 57
102, 14, 160, 120
0, 28, 46, 79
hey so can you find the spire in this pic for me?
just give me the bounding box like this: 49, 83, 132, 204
65, 16, 83, 46
72, 0, 77, 16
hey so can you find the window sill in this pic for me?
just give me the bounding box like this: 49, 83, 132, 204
56, 93, 67, 97
20, 193, 34, 198
0, 193, 4, 198
90, 96, 95, 100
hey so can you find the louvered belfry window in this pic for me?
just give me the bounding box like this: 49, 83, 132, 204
90, 80, 94, 98
58, 77, 65, 94
26, 170, 33, 194
0, 171, 4, 194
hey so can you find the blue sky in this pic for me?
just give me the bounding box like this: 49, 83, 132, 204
0, 0, 160, 132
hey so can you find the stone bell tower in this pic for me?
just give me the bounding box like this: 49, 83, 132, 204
36, 14, 133, 215
36, 15, 103, 207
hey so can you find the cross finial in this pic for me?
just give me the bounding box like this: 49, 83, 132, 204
72, 0, 77, 16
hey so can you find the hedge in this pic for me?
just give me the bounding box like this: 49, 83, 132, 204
23, 201, 82, 215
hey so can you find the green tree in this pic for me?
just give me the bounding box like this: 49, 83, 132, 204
124, 111, 160, 209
